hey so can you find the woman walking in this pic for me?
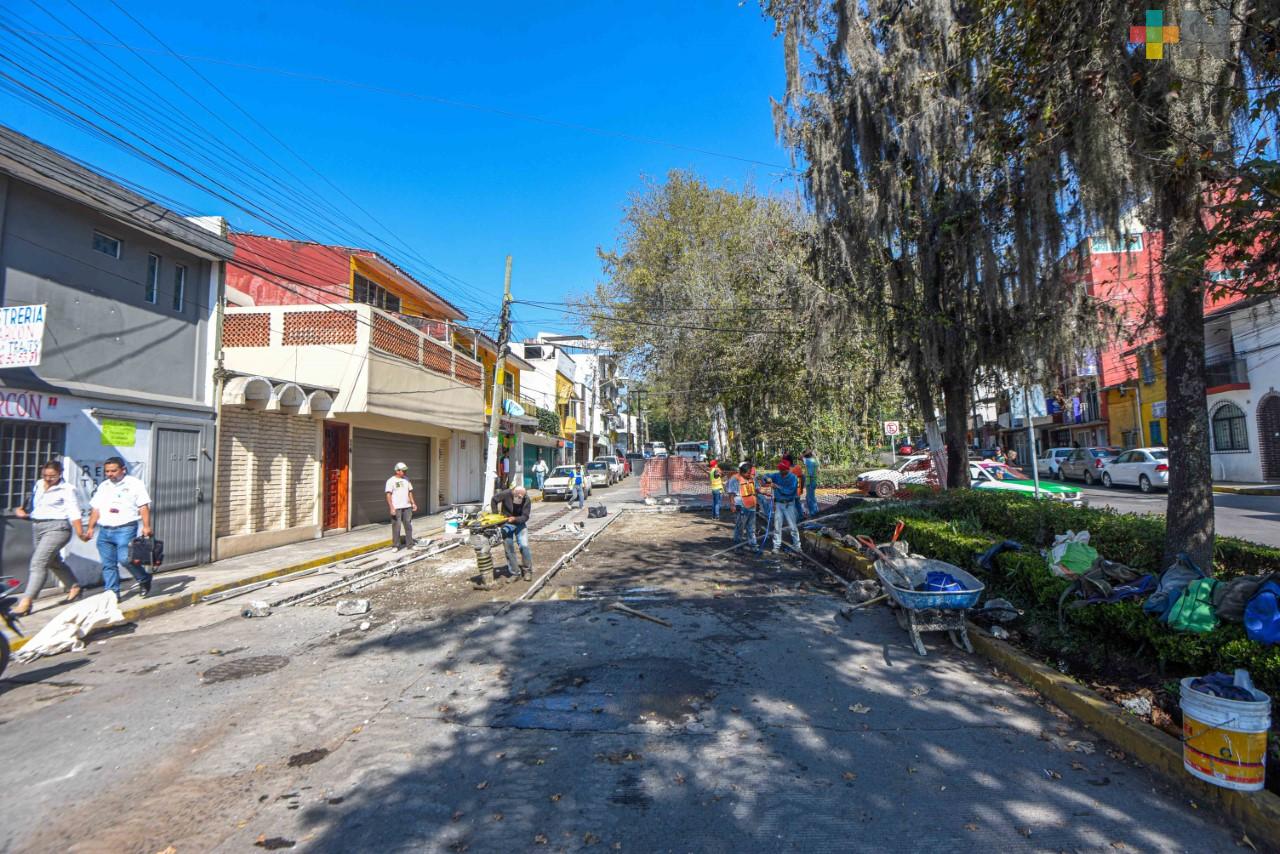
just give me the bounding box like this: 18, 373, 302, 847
12, 460, 84, 615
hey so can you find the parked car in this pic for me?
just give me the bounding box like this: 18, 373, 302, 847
596, 454, 625, 479
586, 459, 614, 487
674, 442, 706, 461
1037, 447, 1075, 479
1101, 447, 1170, 493
969, 461, 1086, 506
1058, 446, 1122, 485
540, 465, 593, 501
643, 442, 668, 458
625, 452, 645, 475
856, 454, 933, 498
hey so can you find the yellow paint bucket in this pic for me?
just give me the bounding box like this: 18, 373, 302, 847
1181, 675, 1271, 792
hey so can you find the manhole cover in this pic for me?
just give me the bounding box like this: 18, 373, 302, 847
201, 655, 290, 684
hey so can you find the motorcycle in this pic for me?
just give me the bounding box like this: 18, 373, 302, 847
0, 575, 24, 678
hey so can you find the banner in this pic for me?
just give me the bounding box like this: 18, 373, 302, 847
0, 304, 46, 368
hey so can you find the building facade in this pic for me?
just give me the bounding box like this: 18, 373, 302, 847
0, 125, 232, 587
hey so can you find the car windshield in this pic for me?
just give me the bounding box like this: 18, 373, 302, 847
551, 467, 576, 477
1149, 450, 1169, 460
1090, 448, 1120, 458
587, 461, 608, 470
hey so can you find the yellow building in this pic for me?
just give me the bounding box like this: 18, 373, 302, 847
555, 371, 577, 438
1104, 343, 1168, 448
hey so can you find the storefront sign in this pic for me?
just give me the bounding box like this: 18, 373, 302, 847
100, 419, 137, 447
1152, 400, 1167, 418
0, 304, 46, 367
0, 390, 50, 419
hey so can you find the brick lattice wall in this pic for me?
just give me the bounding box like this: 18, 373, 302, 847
223, 313, 270, 347
371, 314, 420, 363
282, 310, 357, 345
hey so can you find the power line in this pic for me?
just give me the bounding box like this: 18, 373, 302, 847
6, 26, 798, 173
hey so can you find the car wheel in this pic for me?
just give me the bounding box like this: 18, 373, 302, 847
1139, 475, 1152, 494
1102, 472, 1113, 488
1083, 470, 1094, 485
873, 480, 895, 498
1054, 468, 1063, 481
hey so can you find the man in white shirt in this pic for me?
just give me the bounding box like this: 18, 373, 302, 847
385, 462, 418, 550
86, 456, 154, 599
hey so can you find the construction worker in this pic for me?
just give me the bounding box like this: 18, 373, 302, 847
385, 462, 418, 550
708, 459, 724, 519
789, 455, 806, 518
491, 484, 534, 581
571, 464, 586, 509
802, 449, 820, 517
764, 460, 801, 554
730, 462, 757, 548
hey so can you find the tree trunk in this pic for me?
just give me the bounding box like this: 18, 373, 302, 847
912, 370, 947, 488
941, 368, 971, 491
1162, 251, 1215, 569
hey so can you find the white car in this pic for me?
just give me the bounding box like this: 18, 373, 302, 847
1037, 447, 1075, 479
856, 454, 933, 498
595, 455, 625, 479
1101, 447, 1170, 493
540, 465, 593, 501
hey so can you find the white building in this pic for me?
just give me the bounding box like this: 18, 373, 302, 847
1205, 297, 1280, 483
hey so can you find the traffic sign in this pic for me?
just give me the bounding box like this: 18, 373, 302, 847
884, 421, 901, 436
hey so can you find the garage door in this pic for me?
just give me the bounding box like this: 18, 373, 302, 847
451, 432, 482, 503
351, 428, 430, 527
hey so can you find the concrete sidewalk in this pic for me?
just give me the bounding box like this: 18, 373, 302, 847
1213, 481, 1280, 495
5, 509, 452, 651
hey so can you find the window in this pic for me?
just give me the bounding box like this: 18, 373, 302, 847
145, 253, 160, 304
1212, 402, 1248, 451
1090, 233, 1144, 254
92, 230, 121, 258
1149, 420, 1164, 445
1114, 451, 1135, 464
353, 272, 401, 314
172, 264, 186, 311
1121, 430, 1139, 449
1138, 349, 1156, 385
1209, 269, 1244, 282
0, 420, 66, 511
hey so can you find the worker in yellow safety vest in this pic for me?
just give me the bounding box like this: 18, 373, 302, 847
708, 460, 724, 519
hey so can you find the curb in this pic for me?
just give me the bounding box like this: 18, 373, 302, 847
801, 530, 1280, 850
1213, 484, 1280, 496
8, 528, 442, 654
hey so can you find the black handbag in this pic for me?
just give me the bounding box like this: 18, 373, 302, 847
129, 535, 164, 569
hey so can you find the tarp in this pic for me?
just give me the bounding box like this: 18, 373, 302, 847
14, 591, 125, 662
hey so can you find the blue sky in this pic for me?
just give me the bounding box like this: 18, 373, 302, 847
1, 1, 797, 337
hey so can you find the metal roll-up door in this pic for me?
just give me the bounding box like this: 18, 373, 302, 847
351, 428, 430, 527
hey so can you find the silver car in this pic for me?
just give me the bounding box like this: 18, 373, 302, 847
1058, 446, 1122, 485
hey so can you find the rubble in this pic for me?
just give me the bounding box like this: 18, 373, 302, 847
335, 599, 371, 616
241, 601, 272, 618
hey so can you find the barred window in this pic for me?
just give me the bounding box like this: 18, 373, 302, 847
353, 272, 401, 314
0, 420, 67, 511
1212, 402, 1248, 452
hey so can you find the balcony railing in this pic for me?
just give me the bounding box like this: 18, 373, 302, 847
1206, 357, 1249, 388
224, 304, 484, 390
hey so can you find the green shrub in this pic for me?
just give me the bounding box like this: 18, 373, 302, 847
834, 493, 1280, 699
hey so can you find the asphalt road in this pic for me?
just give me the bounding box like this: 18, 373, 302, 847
0, 477, 1244, 852
1067, 481, 1280, 546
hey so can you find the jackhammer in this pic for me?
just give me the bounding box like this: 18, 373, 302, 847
465, 510, 508, 589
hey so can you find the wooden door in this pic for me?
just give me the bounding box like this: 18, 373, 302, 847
1260, 396, 1280, 481
323, 423, 349, 530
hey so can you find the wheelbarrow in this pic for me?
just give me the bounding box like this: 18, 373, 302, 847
865, 542, 985, 657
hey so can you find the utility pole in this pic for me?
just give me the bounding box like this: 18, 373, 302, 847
588, 362, 599, 462
482, 255, 512, 508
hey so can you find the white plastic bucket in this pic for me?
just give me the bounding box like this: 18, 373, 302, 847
1181, 677, 1271, 791
444, 519, 460, 535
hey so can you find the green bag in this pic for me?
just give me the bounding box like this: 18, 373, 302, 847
1166, 578, 1219, 634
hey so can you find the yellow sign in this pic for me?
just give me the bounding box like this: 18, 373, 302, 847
100, 419, 136, 447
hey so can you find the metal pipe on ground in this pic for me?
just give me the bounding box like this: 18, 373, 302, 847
783, 543, 856, 593
498, 509, 628, 615
200, 567, 325, 604
280, 542, 461, 607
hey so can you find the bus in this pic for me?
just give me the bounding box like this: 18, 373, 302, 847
674, 442, 706, 461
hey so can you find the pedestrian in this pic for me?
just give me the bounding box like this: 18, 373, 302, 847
385, 462, 417, 550
533, 455, 549, 490
491, 484, 534, 581
708, 459, 724, 519
500, 452, 512, 489
802, 450, 820, 517
1008, 447, 1019, 466
86, 456, 153, 599
994, 448, 1007, 463
763, 460, 801, 554
790, 457, 806, 518
730, 463, 758, 548
11, 460, 85, 615
571, 465, 587, 509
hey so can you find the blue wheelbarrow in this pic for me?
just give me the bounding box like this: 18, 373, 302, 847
873, 554, 985, 657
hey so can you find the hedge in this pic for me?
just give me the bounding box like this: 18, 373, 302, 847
840, 494, 1280, 699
